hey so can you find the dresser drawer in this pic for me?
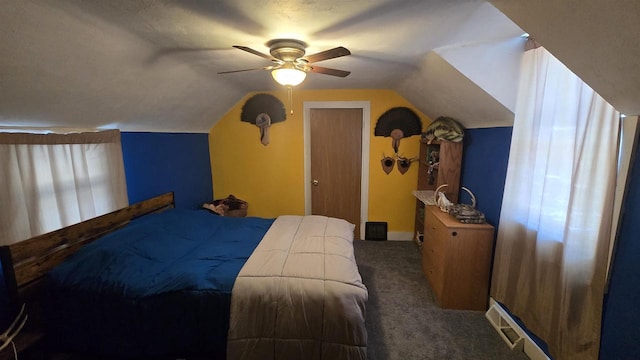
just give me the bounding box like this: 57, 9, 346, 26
422, 238, 444, 269
422, 232, 445, 299
422, 251, 444, 296
424, 212, 447, 253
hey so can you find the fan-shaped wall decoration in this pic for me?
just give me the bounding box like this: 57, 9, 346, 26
241, 94, 287, 146
374, 107, 422, 153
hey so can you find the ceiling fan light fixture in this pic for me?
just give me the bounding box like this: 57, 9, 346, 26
271, 67, 306, 86
223, 40, 350, 86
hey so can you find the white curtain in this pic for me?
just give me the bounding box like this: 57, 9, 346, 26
490, 45, 620, 359
0, 129, 128, 245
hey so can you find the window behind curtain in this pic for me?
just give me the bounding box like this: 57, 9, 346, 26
490, 45, 620, 360
0, 129, 128, 245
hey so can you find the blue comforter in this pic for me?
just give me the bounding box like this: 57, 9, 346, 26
45, 209, 274, 358
50, 208, 274, 297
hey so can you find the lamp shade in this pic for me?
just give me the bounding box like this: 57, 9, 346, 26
271, 67, 306, 86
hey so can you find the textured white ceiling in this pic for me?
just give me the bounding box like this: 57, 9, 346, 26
491, 0, 640, 117
0, 0, 636, 132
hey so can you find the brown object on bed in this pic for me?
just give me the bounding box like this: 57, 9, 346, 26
203, 194, 248, 217
0, 192, 175, 311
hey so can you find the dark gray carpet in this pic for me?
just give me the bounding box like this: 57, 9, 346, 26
353, 240, 529, 360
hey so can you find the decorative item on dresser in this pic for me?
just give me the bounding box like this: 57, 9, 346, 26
421, 205, 494, 310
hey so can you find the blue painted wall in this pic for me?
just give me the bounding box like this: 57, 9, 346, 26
600, 136, 640, 359
460, 127, 513, 227
121, 132, 213, 209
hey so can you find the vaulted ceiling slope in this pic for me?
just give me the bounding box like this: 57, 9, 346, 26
0, 1, 636, 133
491, 0, 640, 118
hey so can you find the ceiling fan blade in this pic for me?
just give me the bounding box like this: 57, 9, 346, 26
218, 66, 275, 74
303, 46, 351, 63
309, 65, 351, 77
233, 45, 275, 60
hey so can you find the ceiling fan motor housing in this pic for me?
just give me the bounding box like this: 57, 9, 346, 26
267, 39, 307, 62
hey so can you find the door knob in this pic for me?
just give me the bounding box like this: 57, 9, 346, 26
312, 179, 319, 186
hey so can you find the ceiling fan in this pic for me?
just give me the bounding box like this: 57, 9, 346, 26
218, 39, 351, 86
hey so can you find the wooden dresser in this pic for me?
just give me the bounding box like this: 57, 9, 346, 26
422, 205, 494, 310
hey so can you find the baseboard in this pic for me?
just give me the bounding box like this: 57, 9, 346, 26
386, 231, 413, 241
485, 298, 551, 360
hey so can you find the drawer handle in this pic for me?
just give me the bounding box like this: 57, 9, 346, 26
451, 231, 458, 236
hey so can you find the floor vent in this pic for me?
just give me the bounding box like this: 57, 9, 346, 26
485, 298, 551, 360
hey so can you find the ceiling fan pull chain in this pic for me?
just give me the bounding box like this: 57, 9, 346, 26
288, 86, 294, 115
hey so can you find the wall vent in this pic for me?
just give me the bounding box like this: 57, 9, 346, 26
365, 222, 387, 240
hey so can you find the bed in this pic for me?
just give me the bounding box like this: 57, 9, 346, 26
0, 192, 368, 359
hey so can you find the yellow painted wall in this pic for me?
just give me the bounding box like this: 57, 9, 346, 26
209, 89, 431, 234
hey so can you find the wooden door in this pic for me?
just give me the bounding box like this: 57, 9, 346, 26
310, 108, 362, 238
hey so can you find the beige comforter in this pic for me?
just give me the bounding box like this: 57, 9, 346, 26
227, 215, 368, 360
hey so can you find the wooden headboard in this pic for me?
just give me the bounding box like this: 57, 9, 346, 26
0, 192, 175, 309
